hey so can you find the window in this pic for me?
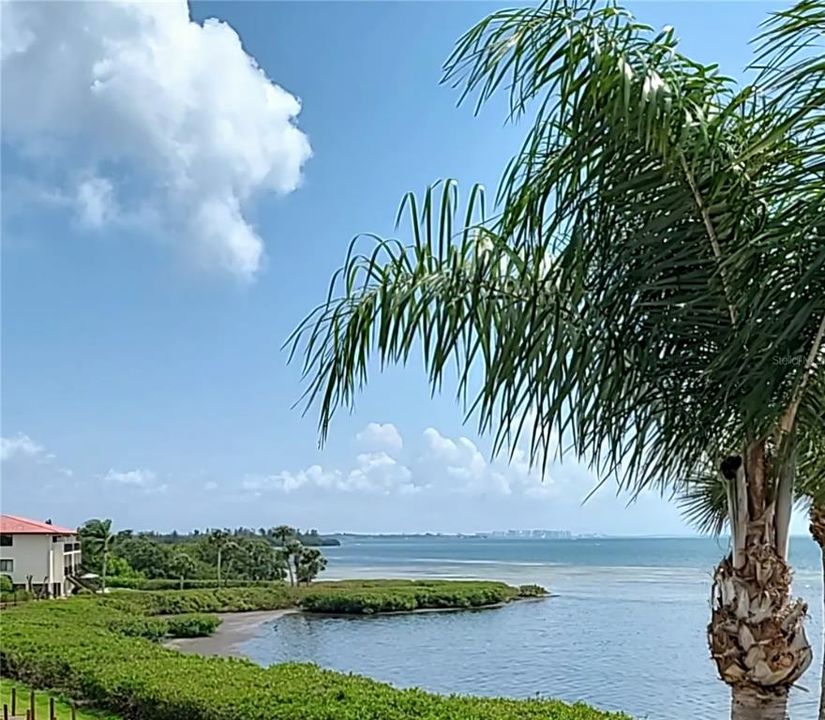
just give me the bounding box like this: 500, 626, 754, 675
0, 559, 13, 573
0, 534, 12, 547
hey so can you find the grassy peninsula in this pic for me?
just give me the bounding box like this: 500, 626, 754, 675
0, 582, 628, 720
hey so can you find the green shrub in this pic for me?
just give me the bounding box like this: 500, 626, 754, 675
106, 577, 281, 591
517, 584, 548, 598
106, 614, 169, 641
0, 589, 35, 604
165, 613, 221, 638
0, 597, 627, 720
108, 585, 292, 616
299, 580, 519, 614
0, 574, 13, 593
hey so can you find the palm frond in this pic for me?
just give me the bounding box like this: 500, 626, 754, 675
678, 471, 730, 536
290, 0, 825, 495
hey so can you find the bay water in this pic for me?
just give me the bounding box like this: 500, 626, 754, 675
239, 536, 823, 719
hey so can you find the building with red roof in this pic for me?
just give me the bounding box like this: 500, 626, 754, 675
0, 514, 81, 597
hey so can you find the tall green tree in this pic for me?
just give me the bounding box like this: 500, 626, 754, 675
296, 546, 327, 585
79, 519, 115, 592
284, 538, 303, 588
289, 2, 825, 717
168, 552, 197, 591
272, 526, 299, 586
272, 525, 296, 545
206, 529, 236, 587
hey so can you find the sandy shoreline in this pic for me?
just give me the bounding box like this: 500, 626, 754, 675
165, 609, 298, 657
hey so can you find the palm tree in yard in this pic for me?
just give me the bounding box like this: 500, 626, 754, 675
288, 1, 824, 718
82, 519, 115, 592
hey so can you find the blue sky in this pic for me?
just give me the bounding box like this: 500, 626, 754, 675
1, 0, 803, 536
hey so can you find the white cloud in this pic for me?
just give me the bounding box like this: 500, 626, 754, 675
241, 424, 558, 502
76, 176, 117, 228
0, 433, 75, 515
1, 0, 311, 280
423, 426, 559, 498
244, 450, 417, 497
347, 451, 416, 494
1, 433, 44, 461
104, 468, 166, 494
356, 422, 403, 454
423, 427, 510, 495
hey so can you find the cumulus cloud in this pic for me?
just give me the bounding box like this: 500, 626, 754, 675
104, 468, 167, 494
356, 422, 403, 455
423, 427, 557, 498
237, 423, 559, 501
244, 451, 417, 496
1, 433, 45, 461
1, 433, 75, 515
423, 427, 509, 495
1, 1, 311, 280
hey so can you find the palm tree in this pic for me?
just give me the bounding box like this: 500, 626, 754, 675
680, 425, 825, 718
206, 529, 235, 587
296, 547, 327, 585
288, 2, 824, 717
284, 539, 303, 587
81, 519, 115, 592
272, 525, 296, 546
169, 551, 196, 591
271, 526, 299, 586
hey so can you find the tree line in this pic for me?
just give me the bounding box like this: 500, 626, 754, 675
78, 520, 329, 590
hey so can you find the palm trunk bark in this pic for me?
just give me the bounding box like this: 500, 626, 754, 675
809, 503, 825, 720
731, 686, 788, 720
709, 451, 812, 720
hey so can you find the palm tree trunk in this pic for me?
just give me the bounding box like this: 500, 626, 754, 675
179, 575, 185, 591
809, 503, 825, 720
731, 686, 788, 720
217, 548, 222, 587
101, 551, 108, 593
709, 451, 812, 720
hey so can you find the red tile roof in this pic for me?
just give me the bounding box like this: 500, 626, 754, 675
0, 514, 76, 535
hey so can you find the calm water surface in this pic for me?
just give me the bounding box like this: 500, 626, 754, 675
240, 536, 823, 720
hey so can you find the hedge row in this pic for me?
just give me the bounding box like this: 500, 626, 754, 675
106, 609, 220, 640
109, 585, 293, 615
0, 598, 627, 720
106, 578, 281, 591
299, 580, 528, 614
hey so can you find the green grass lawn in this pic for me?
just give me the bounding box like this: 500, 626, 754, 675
0, 678, 121, 720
